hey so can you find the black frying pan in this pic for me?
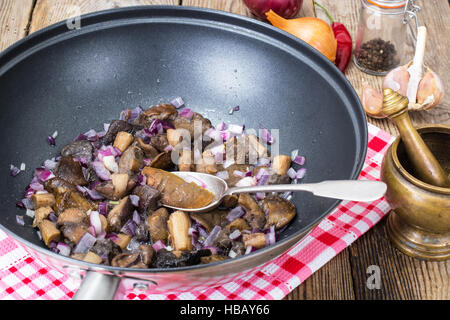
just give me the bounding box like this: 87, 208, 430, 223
0, 6, 367, 298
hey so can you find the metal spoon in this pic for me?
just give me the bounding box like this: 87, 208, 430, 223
166, 172, 387, 213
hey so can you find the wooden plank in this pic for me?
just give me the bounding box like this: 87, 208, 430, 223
0, 0, 34, 51
29, 0, 178, 34
349, 217, 449, 299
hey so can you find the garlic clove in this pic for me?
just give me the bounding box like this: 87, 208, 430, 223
382, 65, 410, 96
416, 67, 445, 110
362, 83, 385, 119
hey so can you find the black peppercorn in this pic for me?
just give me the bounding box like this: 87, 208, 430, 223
356, 38, 399, 73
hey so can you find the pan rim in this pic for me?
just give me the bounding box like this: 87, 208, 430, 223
0, 5, 368, 274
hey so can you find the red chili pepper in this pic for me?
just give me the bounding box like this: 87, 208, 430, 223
314, 2, 352, 72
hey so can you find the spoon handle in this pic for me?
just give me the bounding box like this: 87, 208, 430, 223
225, 180, 387, 202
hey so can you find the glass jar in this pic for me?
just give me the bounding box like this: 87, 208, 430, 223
353, 0, 420, 76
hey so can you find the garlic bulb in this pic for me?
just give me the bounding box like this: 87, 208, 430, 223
362, 82, 385, 119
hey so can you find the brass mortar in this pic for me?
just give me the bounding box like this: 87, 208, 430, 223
381, 125, 450, 261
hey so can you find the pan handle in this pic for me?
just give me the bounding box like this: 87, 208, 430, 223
73, 271, 120, 300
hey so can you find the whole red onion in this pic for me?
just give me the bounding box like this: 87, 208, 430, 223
244, 0, 303, 19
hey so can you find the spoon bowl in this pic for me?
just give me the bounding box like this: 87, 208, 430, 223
167, 172, 387, 213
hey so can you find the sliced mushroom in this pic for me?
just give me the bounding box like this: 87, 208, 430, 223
132, 185, 160, 213
55, 191, 95, 213
248, 134, 268, 159
149, 151, 173, 170
137, 136, 160, 159
44, 177, 77, 194
95, 174, 135, 201
238, 193, 266, 230
33, 206, 53, 228
111, 173, 129, 198
61, 140, 94, 162
138, 244, 154, 265
173, 112, 212, 138
262, 195, 296, 230
221, 194, 238, 208
224, 164, 252, 187
150, 134, 170, 152
111, 252, 140, 268
112, 233, 132, 250
272, 155, 291, 176
268, 173, 291, 185
142, 167, 214, 209
166, 128, 184, 147
178, 149, 193, 172
38, 220, 61, 246
136, 103, 178, 128
151, 248, 211, 268
31, 193, 55, 209
90, 238, 122, 262
200, 255, 229, 264
195, 150, 217, 174
226, 218, 250, 232
190, 210, 228, 233
54, 156, 88, 186
107, 196, 134, 232
56, 208, 89, 244
103, 120, 134, 145
113, 131, 134, 153
147, 207, 169, 243
118, 142, 144, 174
167, 210, 192, 251
83, 251, 103, 264
242, 233, 266, 249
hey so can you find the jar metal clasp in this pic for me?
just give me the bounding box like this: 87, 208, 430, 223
402, 0, 421, 36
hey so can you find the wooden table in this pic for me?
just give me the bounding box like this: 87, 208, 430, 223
1, 0, 448, 300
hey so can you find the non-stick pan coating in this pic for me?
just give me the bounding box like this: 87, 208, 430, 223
0, 6, 367, 273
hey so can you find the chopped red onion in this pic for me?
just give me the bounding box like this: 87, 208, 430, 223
132, 210, 141, 224
98, 202, 108, 216
89, 211, 103, 235
152, 240, 166, 252
292, 156, 306, 166
19, 198, 34, 209
130, 195, 140, 207
203, 226, 221, 247
147, 119, 164, 135
205, 128, 222, 142
226, 206, 246, 222
234, 106, 240, 111
120, 219, 137, 236
179, 108, 194, 119
48, 212, 58, 223
92, 161, 111, 180
229, 229, 241, 240
74, 133, 87, 141
209, 143, 225, 156
164, 145, 174, 152
34, 168, 55, 182
280, 191, 293, 200
296, 168, 307, 179
137, 173, 147, 185
84, 129, 99, 142
73, 232, 97, 253
105, 233, 119, 242
170, 96, 185, 109
217, 121, 227, 131
43, 159, 58, 170
245, 246, 255, 255
56, 242, 71, 256
259, 126, 274, 145
16, 215, 25, 226
233, 170, 245, 178
257, 157, 271, 167
228, 124, 244, 135
188, 227, 198, 236
220, 130, 232, 141
215, 171, 229, 180
127, 106, 144, 123
265, 225, 276, 246
255, 192, 266, 200
10, 165, 21, 177
47, 136, 56, 146
287, 167, 297, 180
235, 176, 257, 187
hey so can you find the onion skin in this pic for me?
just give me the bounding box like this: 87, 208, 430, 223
244, 0, 303, 19
266, 10, 337, 62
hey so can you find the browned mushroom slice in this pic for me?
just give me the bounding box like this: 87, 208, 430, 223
195, 150, 217, 174
90, 238, 121, 262
262, 195, 296, 230
111, 252, 140, 268
149, 151, 173, 170
242, 233, 266, 249
33, 206, 53, 228
118, 143, 144, 174
107, 196, 134, 232
113, 131, 134, 153
142, 167, 214, 209
83, 251, 103, 264
138, 244, 154, 265
150, 134, 170, 153
103, 120, 134, 145
44, 177, 77, 194
151, 248, 211, 268
38, 220, 61, 246
225, 218, 250, 232
167, 210, 192, 251
57, 208, 90, 244
173, 112, 212, 138
238, 194, 266, 230
136, 103, 178, 128
95, 174, 136, 201
224, 164, 253, 187
54, 156, 88, 186
221, 194, 238, 208
177, 149, 193, 172
137, 137, 160, 159
200, 255, 229, 264
55, 191, 95, 213
190, 209, 228, 233
31, 193, 56, 209
132, 185, 160, 213
147, 207, 169, 243
61, 140, 94, 163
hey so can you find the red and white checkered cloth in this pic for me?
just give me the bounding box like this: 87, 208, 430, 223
0, 123, 394, 300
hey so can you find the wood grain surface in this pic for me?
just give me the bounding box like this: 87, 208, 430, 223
0, 0, 448, 300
